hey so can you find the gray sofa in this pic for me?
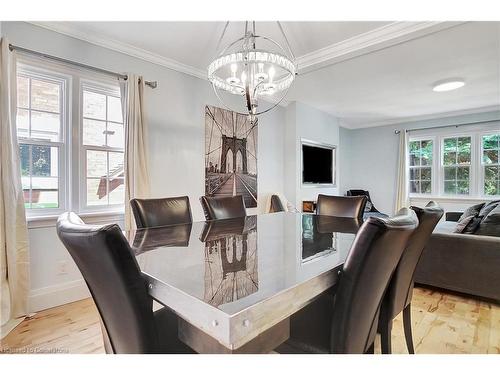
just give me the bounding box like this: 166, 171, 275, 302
414, 211, 500, 302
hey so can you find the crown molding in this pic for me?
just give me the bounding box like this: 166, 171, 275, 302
297, 21, 466, 74
30, 21, 466, 82
342, 105, 500, 130
29, 21, 207, 80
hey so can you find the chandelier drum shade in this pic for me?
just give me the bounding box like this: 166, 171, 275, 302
208, 21, 297, 120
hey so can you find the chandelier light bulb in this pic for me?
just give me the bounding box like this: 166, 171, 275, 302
255, 62, 268, 82
268, 66, 275, 83
226, 63, 240, 85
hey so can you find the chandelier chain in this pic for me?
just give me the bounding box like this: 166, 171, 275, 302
277, 21, 296, 60
215, 21, 230, 56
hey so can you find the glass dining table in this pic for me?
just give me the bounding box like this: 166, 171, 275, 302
126, 212, 362, 354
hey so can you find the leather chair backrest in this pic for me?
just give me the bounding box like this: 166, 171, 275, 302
200, 195, 246, 221
330, 209, 418, 353
383, 201, 444, 320
347, 189, 371, 200
316, 194, 367, 219
130, 196, 192, 228
315, 215, 363, 234
56, 212, 158, 354
269, 195, 285, 213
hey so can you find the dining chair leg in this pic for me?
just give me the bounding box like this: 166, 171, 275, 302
403, 303, 415, 354
380, 320, 392, 354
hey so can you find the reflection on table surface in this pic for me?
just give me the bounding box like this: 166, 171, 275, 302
128, 212, 361, 314
201, 216, 258, 307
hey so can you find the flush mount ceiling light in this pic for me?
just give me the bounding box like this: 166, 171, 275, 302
208, 21, 297, 122
432, 79, 465, 92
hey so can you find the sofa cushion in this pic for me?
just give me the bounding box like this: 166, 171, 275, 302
459, 203, 485, 222
434, 221, 459, 234
476, 205, 500, 237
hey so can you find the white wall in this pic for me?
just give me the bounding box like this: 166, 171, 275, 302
284, 102, 341, 209
2, 22, 286, 311
338, 125, 353, 195
341, 110, 500, 216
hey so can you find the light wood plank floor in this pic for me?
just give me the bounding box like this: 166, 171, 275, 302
1, 287, 499, 354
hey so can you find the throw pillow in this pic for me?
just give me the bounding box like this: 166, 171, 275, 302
462, 217, 482, 234
475, 205, 500, 237
454, 215, 476, 233
458, 202, 485, 222
478, 199, 500, 218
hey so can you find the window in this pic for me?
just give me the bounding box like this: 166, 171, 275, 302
442, 136, 471, 195
17, 73, 65, 210
409, 139, 433, 194
16, 63, 124, 218
409, 126, 500, 199
482, 134, 500, 196
82, 85, 124, 208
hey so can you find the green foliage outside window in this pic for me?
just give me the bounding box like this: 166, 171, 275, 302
483, 134, 500, 196
409, 140, 433, 194
443, 136, 471, 195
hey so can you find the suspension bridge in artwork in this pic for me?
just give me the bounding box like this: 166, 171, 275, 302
205, 106, 258, 208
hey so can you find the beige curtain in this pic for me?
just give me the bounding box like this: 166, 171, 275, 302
120, 74, 151, 230
395, 130, 409, 213
0, 37, 30, 338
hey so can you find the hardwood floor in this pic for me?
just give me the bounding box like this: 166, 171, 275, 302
1, 287, 499, 354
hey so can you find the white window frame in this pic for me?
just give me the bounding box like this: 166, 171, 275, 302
79, 80, 125, 213
479, 130, 500, 198
17, 65, 71, 218
408, 135, 436, 197
17, 56, 125, 222
440, 133, 474, 197
409, 121, 500, 201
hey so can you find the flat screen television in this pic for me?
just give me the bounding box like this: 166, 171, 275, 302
302, 142, 335, 185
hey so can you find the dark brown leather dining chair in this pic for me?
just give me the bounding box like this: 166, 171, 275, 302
276, 208, 418, 354
378, 201, 443, 354
130, 196, 192, 228
316, 194, 367, 220
56, 212, 195, 354
200, 195, 246, 221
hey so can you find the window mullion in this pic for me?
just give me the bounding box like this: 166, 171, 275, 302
28, 144, 32, 209
28, 78, 32, 137
106, 151, 110, 205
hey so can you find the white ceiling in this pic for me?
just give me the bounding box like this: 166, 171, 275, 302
36, 21, 390, 70
34, 21, 500, 128
289, 21, 500, 127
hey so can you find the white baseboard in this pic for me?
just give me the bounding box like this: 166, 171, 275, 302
29, 279, 90, 312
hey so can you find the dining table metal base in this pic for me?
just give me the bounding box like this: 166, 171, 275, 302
179, 318, 290, 354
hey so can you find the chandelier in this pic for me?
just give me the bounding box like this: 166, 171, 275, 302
207, 21, 297, 121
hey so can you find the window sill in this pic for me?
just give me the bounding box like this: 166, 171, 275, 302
26, 210, 124, 229
409, 195, 498, 203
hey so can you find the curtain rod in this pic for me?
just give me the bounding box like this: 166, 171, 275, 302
394, 118, 500, 134
9, 44, 158, 89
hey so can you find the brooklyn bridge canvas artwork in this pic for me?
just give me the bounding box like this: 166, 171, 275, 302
205, 105, 258, 208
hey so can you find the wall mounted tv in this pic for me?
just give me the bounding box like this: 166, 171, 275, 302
302, 141, 336, 185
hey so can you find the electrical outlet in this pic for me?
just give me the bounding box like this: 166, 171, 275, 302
57, 260, 68, 275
